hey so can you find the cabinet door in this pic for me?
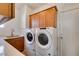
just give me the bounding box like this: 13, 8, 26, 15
45, 8, 57, 28
0, 3, 15, 18
5, 39, 15, 46
11, 3, 15, 18
15, 38, 24, 51
39, 11, 46, 28
5, 37, 24, 52
29, 16, 32, 28
0, 3, 11, 17
30, 13, 40, 28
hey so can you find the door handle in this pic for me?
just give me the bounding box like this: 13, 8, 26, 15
33, 49, 35, 51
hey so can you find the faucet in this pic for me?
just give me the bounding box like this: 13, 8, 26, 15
11, 29, 15, 37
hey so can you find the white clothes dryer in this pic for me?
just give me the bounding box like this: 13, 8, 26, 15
35, 27, 57, 56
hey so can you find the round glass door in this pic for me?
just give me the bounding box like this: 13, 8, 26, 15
38, 33, 48, 45
27, 32, 33, 42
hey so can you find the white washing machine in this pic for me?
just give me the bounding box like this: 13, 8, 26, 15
24, 28, 36, 56
35, 27, 57, 56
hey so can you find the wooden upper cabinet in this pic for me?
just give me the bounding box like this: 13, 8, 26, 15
45, 8, 57, 28
12, 3, 15, 18
0, 3, 11, 17
30, 13, 40, 28
29, 7, 57, 28
0, 3, 15, 18
39, 11, 46, 28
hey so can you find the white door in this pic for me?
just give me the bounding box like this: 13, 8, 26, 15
58, 9, 79, 56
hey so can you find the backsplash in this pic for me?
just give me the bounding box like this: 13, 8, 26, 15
0, 18, 22, 37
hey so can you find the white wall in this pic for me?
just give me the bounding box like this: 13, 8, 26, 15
15, 3, 27, 34
0, 18, 21, 36
30, 3, 56, 15
57, 3, 79, 12
15, 3, 32, 34
24, 5, 32, 29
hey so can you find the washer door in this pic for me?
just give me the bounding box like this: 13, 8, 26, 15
36, 30, 52, 49
25, 30, 34, 44
27, 32, 33, 41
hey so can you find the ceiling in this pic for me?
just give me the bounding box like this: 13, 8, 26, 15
26, 3, 48, 10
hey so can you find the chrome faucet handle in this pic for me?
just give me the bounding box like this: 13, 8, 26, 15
11, 29, 15, 36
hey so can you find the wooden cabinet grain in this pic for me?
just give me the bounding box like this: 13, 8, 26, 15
29, 7, 57, 28
39, 11, 46, 28
0, 3, 15, 18
5, 37, 24, 52
11, 3, 15, 18
30, 13, 40, 28
45, 8, 57, 28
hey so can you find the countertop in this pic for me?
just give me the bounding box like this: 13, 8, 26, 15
0, 37, 25, 56
4, 40, 24, 56
0, 35, 24, 39
0, 37, 5, 56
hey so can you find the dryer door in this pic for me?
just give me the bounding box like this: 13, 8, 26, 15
24, 30, 34, 44
36, 30, 53, 49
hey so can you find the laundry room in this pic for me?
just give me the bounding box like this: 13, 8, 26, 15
0, 3, 79, 56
